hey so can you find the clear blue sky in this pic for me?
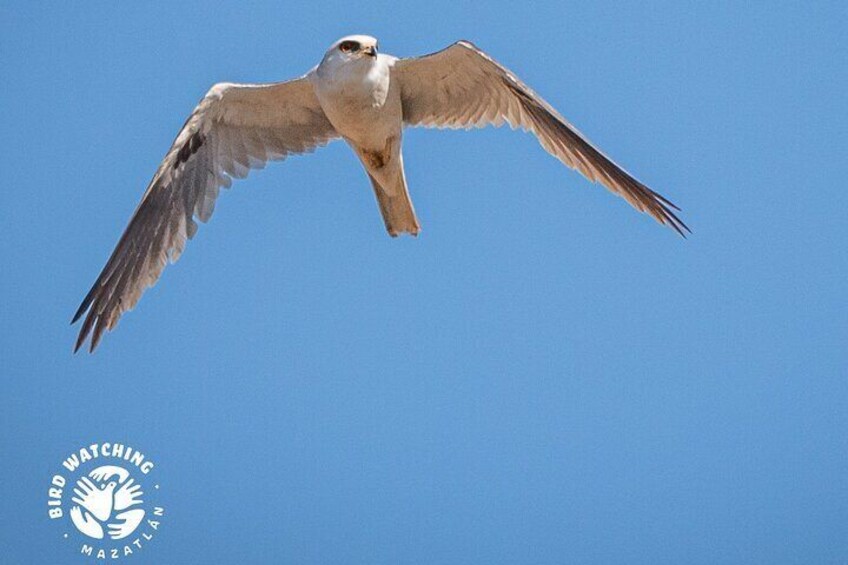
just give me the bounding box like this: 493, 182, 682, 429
1, 2, 846, 563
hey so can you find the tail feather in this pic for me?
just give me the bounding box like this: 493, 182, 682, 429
367, 167, 420, 237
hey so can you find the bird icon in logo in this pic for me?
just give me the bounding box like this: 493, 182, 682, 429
69, 465, 145, 540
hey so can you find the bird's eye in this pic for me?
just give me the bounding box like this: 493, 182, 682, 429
339, 41, 359, 53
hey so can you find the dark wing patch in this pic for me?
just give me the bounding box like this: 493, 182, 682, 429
174, 132, 205, 169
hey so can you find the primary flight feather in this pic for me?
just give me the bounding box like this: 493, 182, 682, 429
72, 35, 689, 352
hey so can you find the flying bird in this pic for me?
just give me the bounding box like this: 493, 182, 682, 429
72, 35, 689, 352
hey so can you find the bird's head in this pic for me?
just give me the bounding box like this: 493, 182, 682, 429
322, 35, 379, 65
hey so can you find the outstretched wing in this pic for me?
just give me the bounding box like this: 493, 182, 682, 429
394, 41, 688, 235
72, 78, 338, 352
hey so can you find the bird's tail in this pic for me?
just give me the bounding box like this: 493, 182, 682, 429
366, 162, 420, 237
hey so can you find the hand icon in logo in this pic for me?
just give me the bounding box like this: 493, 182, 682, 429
113, 478, 143, 511
71, 477, 117, 522
70, 505, 105, 539
88, 465, 130, 484
107, 509, 146, 540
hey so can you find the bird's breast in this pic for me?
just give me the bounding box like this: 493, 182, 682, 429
311, 60, 400, 147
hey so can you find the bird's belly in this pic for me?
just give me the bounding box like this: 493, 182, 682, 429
322, 95, 398, 148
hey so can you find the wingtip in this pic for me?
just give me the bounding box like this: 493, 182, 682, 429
654, 198, 691, 239
72, 285, 98, 325
673, 211, 692, 237
73, 307, 100, 354
72, 328, 102, 355
71, 302, 86, 324
71, 305, 89, 352
89, 322, 106, 353
667, 220, 689, 238
670, 218, 691, 238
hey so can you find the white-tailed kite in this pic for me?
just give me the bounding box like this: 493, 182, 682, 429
73, 35, 689, 352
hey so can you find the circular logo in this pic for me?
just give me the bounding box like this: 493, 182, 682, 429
47, 443, 165, 560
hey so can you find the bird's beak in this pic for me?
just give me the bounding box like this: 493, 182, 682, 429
364, 45, 377, 57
